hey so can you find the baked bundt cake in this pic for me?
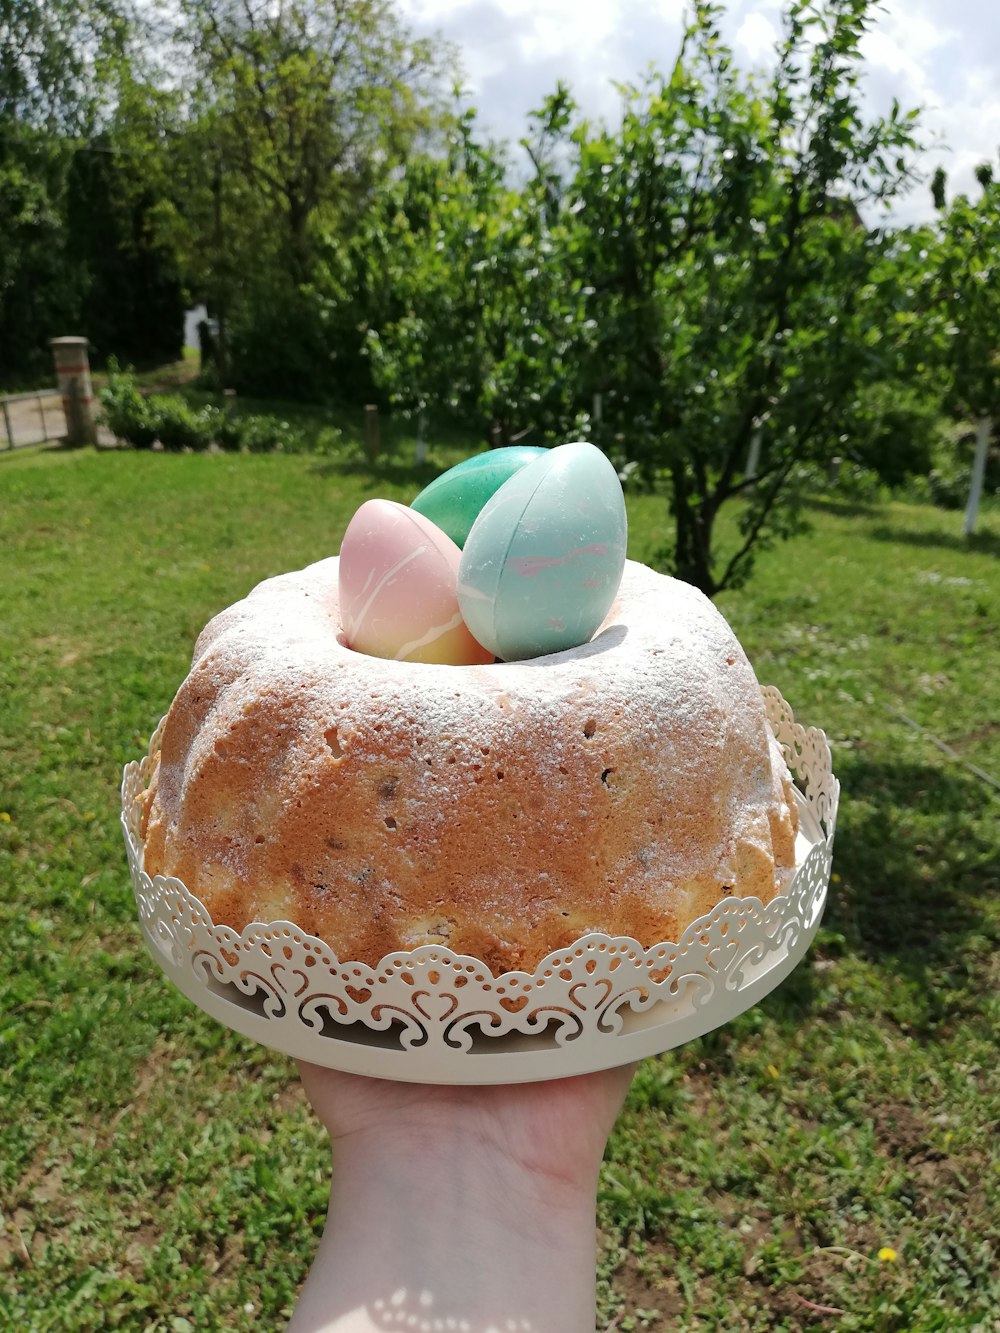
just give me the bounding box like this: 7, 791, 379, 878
140, 557, 798, 975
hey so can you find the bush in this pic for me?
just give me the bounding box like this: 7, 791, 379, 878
99, 361, 159, 449
98, 359, 349, 458
209, 408, 244, 452
238, 413, 306, 453
229, 286, 333, 401
100, 366, 217, 452
99, 362, 344, 455
843, 381, 946, 488
152, 397, 216, 453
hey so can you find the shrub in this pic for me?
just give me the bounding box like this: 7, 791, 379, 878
208, 408, 244, 452
152, 397, 215, 452
843, 382, 946, 489
238, 413, 305, 453
229, 286, 332, 401
99, 360, 344, 456
99, 361, 158, 449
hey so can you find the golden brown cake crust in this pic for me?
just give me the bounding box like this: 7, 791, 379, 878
141, 558, 798, 974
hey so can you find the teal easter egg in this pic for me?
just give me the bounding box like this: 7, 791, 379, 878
457, 441, 627, 661
411, 446, 547, 548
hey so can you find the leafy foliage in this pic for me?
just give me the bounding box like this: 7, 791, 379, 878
365, 94, 589, 444
98, 361, 160, 447
157, 0, 451, 394
364, 1, 933, 594
0, 1, 139, 380
556, 0, 924, 593
98, 361, 342, 453
932, 159, 1000, 420
3, 0, 997, 586
64, 137, 185, 366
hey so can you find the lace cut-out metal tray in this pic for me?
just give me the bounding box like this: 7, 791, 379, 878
121, 687, 837, 1084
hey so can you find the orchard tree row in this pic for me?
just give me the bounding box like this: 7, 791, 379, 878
2, 0, 997, 589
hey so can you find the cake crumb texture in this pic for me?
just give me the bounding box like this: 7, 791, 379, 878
141, 558, 798, 974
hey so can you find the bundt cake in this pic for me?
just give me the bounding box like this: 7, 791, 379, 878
140, 557, 798, 975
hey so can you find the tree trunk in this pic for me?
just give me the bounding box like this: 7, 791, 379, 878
212, 168, 230, 387
287, 193, 311, 285
671, 465, 717, 597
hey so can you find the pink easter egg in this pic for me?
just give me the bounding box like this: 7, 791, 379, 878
338, 500, 494, 666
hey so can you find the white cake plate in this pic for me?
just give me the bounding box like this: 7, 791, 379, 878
122, 687, 838, 1084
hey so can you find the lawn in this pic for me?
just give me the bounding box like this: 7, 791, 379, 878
1, 439, 998, 1331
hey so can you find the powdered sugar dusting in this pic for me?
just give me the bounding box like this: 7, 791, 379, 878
141, 556, 798, 973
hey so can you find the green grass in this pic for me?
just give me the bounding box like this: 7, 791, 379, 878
1, 442, 998, 1330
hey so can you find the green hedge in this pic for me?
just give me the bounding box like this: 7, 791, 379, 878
98, 363, 342, 455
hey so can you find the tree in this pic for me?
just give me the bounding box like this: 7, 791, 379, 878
554, 0, 924, 595
65, 133, 185, 366
364, 93, 590, 443
165, 0, 450, 396
930, 160, 1000, 535
0, 0, 140, 380
0, 0, 129, 134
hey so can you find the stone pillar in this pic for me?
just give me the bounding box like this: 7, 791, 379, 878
50, 337, 97, 445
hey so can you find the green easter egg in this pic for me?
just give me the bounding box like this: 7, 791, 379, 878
457, 441, 627, 662
411, 446, 547, 548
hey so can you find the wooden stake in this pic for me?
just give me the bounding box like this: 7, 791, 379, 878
365, 404, 381, 458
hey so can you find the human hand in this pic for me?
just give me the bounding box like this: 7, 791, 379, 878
290, 1060, 635, 1333
297, 1060, 635, 1199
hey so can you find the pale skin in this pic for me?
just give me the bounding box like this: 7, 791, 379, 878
288, 1061, 637, 1333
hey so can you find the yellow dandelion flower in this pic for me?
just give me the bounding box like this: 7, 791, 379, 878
878, 1247, 898, 1263
831, 872, 842, 883
0, 811, 10, 823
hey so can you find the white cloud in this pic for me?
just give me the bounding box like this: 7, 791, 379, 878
734, 11, 780, 64
399, 0, 1000, 221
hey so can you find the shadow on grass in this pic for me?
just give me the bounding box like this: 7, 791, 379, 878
826, 756, 998, 950
307, 452, 446, 492
868, 523, 1000, 558
804, 493, 884, 518
750, 757, 999, 1037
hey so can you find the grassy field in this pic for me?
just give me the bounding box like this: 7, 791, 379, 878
1, 438, 998, 1331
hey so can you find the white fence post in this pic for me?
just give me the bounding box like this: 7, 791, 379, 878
964, 415, 992, 537
745, 426, 762, 482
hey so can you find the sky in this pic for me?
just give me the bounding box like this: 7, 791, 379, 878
397, 0, 1000, 226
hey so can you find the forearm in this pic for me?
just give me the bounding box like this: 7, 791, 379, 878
288, 1128, 600, 1333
